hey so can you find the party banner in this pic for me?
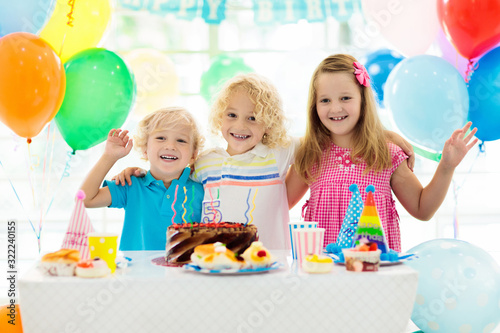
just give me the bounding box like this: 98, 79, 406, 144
118, 0, 356, 24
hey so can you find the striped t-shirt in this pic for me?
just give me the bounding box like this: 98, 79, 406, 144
192, 139, 299, 250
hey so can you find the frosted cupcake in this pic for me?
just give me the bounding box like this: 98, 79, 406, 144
241, 241, 273, 268
76, 257, 111, 278
342, 242, 381, 272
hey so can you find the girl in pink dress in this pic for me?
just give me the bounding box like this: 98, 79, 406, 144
286, 54, 478, 252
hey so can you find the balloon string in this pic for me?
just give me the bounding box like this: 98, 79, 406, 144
43, 151, 74, 219
38, 123, 52, 241
0, 159, 41, 248
464, 59, 476, 84
26, 142, 37, 209
451, 148, 481, 239
67, 0, 76, 27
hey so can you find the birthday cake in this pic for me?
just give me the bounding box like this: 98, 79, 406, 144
165, 222, 259, 265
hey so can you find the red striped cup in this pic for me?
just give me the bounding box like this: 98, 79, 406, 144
292, 228, 325, 265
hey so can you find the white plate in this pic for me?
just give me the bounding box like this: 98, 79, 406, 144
183, 262, 283, 275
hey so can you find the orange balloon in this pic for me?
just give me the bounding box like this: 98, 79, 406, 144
0, 304, 23, 332
0, 32, 66, 140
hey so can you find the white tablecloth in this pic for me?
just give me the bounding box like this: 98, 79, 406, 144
19, 251, 418, 333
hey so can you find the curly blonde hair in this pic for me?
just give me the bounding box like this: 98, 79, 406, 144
209, 73, 290, 149
134, 107, 205, 163
294, 54, 391, 183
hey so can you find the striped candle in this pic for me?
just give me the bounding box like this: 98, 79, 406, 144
292, 228, 325, 265
288, 221, 318, 260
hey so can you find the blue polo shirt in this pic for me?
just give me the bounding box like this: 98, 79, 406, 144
103, 167, 203, 251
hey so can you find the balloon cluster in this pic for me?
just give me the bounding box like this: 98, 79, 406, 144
361, 0, 500, 159
0, 0, 136, 152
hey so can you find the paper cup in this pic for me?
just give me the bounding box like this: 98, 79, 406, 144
88, 232, 118, 273
288, 221, 318, 259
292, 228, 325, 265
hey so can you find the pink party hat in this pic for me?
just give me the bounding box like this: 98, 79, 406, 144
61, 190, 95, 259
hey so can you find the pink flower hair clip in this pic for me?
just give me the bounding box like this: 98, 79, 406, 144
353, 62, 370, 87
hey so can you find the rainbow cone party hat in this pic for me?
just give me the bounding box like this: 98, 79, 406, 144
61, 190, 95, 259
329, 184, 364, 253
352, 185, 389, 253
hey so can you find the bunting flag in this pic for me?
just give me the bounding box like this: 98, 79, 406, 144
61, 190, 95, 259
352, 185, 389, 253
118, 0, 356, 25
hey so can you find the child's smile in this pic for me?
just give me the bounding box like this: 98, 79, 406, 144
316, 72, 361, 147
222, 89, 266, 156
146, 126, 195, 185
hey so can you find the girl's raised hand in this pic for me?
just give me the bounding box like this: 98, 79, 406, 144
440, 122, 478, 169
104, 129, 133, 159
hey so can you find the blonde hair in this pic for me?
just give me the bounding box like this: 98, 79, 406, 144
134, 107, 205, 163
294, 54, 391, 183
209, 73, 290, 149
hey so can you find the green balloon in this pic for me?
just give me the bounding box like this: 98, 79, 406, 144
55, 48, 136, 152
200, 54, 254, 102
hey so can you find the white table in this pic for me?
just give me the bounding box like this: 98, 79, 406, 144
19, 251, 418, 333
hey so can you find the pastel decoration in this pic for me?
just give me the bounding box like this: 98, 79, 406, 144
385, 55, 469, 154
437, 0, 500, 60
0, 0, 55, 36
55, 48, 136, 152
352, 185, 389, 254
61, 190, 95, 260
326, 184, 364, 254
124, 48, 179, 117
200, 54, 254, 103
361, 0, 439, 57
0, 303, 23, 332
405, 239, 500, 332
40, 0, 112, 62
467, 46, 500, 142
288, 221, 318, 260
0, 32, 66, 142
87, 232, 118, 273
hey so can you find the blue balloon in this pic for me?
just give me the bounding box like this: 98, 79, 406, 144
365, 49, 404, 105
385, 55, 469, 152
405, 239, 500, 332
0, 0, 55, 37
468, 46, 500, 142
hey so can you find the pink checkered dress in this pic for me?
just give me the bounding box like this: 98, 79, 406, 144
302, 142, 408, 252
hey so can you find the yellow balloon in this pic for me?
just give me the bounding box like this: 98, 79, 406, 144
124, 48, 180, 117
40, 0, 111, 62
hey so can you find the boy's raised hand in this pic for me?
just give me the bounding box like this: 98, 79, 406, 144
105, 129, 133, 160
440, 122, 478, 169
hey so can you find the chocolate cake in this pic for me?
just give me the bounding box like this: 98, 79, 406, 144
165, 222, 258, 266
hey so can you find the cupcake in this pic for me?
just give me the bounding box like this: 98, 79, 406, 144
38, 249, 80, 276
241, 241, 273, 268
191, 242, 244, 270
76, 257, 111, 278
342, 242, 381, 272
302, 254, 333, 273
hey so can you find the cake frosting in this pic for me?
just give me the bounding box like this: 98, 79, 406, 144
166, 222, 258, 266
76, 257, 111, 278
191, 242, 244, 270
241, 241, 273, 268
